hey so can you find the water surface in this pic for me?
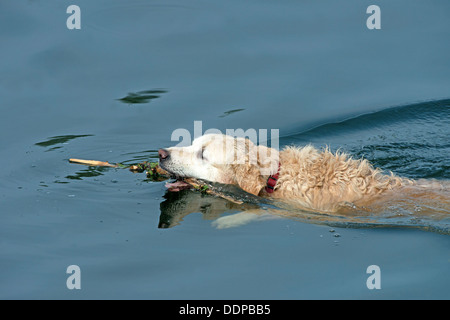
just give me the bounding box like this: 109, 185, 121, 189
1, 0, 449, 299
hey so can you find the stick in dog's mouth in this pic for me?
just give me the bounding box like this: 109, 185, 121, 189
157, 163, 192, 191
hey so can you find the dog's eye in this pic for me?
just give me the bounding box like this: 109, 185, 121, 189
198, 147, 207, 161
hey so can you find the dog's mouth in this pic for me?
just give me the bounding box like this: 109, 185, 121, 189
165, 179, 192, 192
159, 162, 193, 192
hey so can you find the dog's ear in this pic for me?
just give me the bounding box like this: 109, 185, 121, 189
255, 145, 279, 176
230, 141, 279, 196
232, 163, 267, 196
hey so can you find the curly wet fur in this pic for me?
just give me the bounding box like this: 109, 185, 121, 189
270, 146, 412, 211
222, 141, 413, 212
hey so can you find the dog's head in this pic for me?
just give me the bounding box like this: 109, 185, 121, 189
159, 134, 279, 195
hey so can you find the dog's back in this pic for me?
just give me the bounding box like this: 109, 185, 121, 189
273, 145, 448, 213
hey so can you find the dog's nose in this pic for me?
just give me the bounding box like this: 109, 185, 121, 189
158, 148, 170, 161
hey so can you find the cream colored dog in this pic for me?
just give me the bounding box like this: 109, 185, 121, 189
159, 133, 444, 213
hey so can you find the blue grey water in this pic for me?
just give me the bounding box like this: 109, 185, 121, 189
0, 0, 449, 299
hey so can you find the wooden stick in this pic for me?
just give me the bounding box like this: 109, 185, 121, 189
184, 178, 244, 204
69, 158, 118, 167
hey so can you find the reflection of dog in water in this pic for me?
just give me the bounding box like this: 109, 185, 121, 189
158, 186, 450, 231
159, 189, 263, 228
